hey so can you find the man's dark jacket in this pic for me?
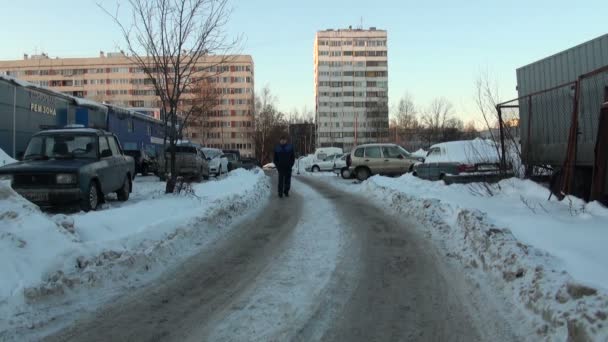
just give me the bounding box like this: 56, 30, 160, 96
274, 143, 295, 171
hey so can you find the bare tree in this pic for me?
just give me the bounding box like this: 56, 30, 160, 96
475, 70, 501, 140
394, 92, 418, 129
254, 85, 285, 163
100, 0, 240, 193
474, 70, 520, 175
184, 76, 223, 145
421, 97, 454, 145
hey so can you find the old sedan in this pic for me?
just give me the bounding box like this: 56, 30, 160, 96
413, 139, 512, 184
0, 128, 135, 211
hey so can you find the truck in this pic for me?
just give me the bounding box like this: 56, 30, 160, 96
515, 34, 608, 201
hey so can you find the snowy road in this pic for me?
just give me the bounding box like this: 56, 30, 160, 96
43, 175, 521, 342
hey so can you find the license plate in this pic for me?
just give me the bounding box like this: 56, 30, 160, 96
21, 192, 49, 202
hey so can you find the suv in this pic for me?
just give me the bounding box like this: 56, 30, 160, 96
347, 143, 420, 181
124, 148, 157, 176
158, 144, 209, 181
0, 128, 135, 211
222, 149, 243, 171
309, 153, 344, 172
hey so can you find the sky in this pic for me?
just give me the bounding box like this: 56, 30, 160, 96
1, 0, 607, 124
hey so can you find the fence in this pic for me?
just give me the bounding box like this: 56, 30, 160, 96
496, 65, 608, 200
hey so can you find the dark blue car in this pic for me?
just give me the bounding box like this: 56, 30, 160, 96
0, 128, 135, 211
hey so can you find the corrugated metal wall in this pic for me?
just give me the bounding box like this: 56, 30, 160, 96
516, 34, 608, 167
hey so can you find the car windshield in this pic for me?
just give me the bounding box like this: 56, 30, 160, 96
225, 153, 236, 161
203, 149, 221, 158
24, 134, 97, 160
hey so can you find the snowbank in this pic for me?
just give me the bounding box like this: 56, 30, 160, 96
316, 175, 608, 341
0, 148, 16, 166
0, 170, 270, 334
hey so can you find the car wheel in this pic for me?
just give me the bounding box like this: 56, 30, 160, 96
81, 181, 100, 211
312, 165, 320, 172
141, 164, 148, 176
341, 167, 351, 179
203, 173, 210, 180
356, 167, 370, 181
409, 164, 414, 173
117, 176, 130, 201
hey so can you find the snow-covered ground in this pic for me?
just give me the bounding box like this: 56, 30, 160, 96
310, 174, 608, 341
0, 169, 270, 336
206, 179, 346, 341
0, 148, 16, 166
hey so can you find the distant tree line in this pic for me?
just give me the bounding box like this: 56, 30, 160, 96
389, 92, 478, 151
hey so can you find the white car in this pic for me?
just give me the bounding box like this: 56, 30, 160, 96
308, 153, 344, 172
202, 148, 229, 176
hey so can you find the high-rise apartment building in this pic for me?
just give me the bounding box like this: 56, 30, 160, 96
314, 27, 389, 151
0, 52, 255, 157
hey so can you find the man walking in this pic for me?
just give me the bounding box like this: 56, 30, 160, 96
273, 135, 295, 198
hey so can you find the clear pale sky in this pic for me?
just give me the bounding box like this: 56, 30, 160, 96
1, 0, 606, 123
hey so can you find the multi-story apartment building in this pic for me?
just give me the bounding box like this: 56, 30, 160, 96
0, 52, 255, 157
314, 27, 389, 151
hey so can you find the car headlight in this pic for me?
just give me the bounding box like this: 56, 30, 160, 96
56, 173, 77, 184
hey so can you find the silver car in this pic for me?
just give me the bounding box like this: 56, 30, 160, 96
347, 144, 421, 181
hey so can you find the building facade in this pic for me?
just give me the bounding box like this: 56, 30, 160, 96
314, 27, 389, 151
0, 53, 255, 157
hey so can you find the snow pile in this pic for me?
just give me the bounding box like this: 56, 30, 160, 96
0, 148, 16, 166
0, 170, 270, 333
318, 175, 608, 341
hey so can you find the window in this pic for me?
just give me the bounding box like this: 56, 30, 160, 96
365, 146, 382, 158
382, 146, 402, 159
108, 136, 121, 155
427, 147, 441, 157
99, 136, 111, 157
354, 148, 364, 158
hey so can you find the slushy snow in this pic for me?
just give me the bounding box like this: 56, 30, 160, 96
312, 173, 608, 341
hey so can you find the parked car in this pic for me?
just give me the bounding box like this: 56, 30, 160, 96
347, 143, 420, 181
313, 147, 343, 163
333, 154, 351, 178
223, 149, 243, 171
124, 148, 157, 176
0, 128, 134, 211
308, 153, 344, 172
202, 148, 229, 176
413, 139, 512, 184
158, 144, 209, 181
241, 157, 261, 170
